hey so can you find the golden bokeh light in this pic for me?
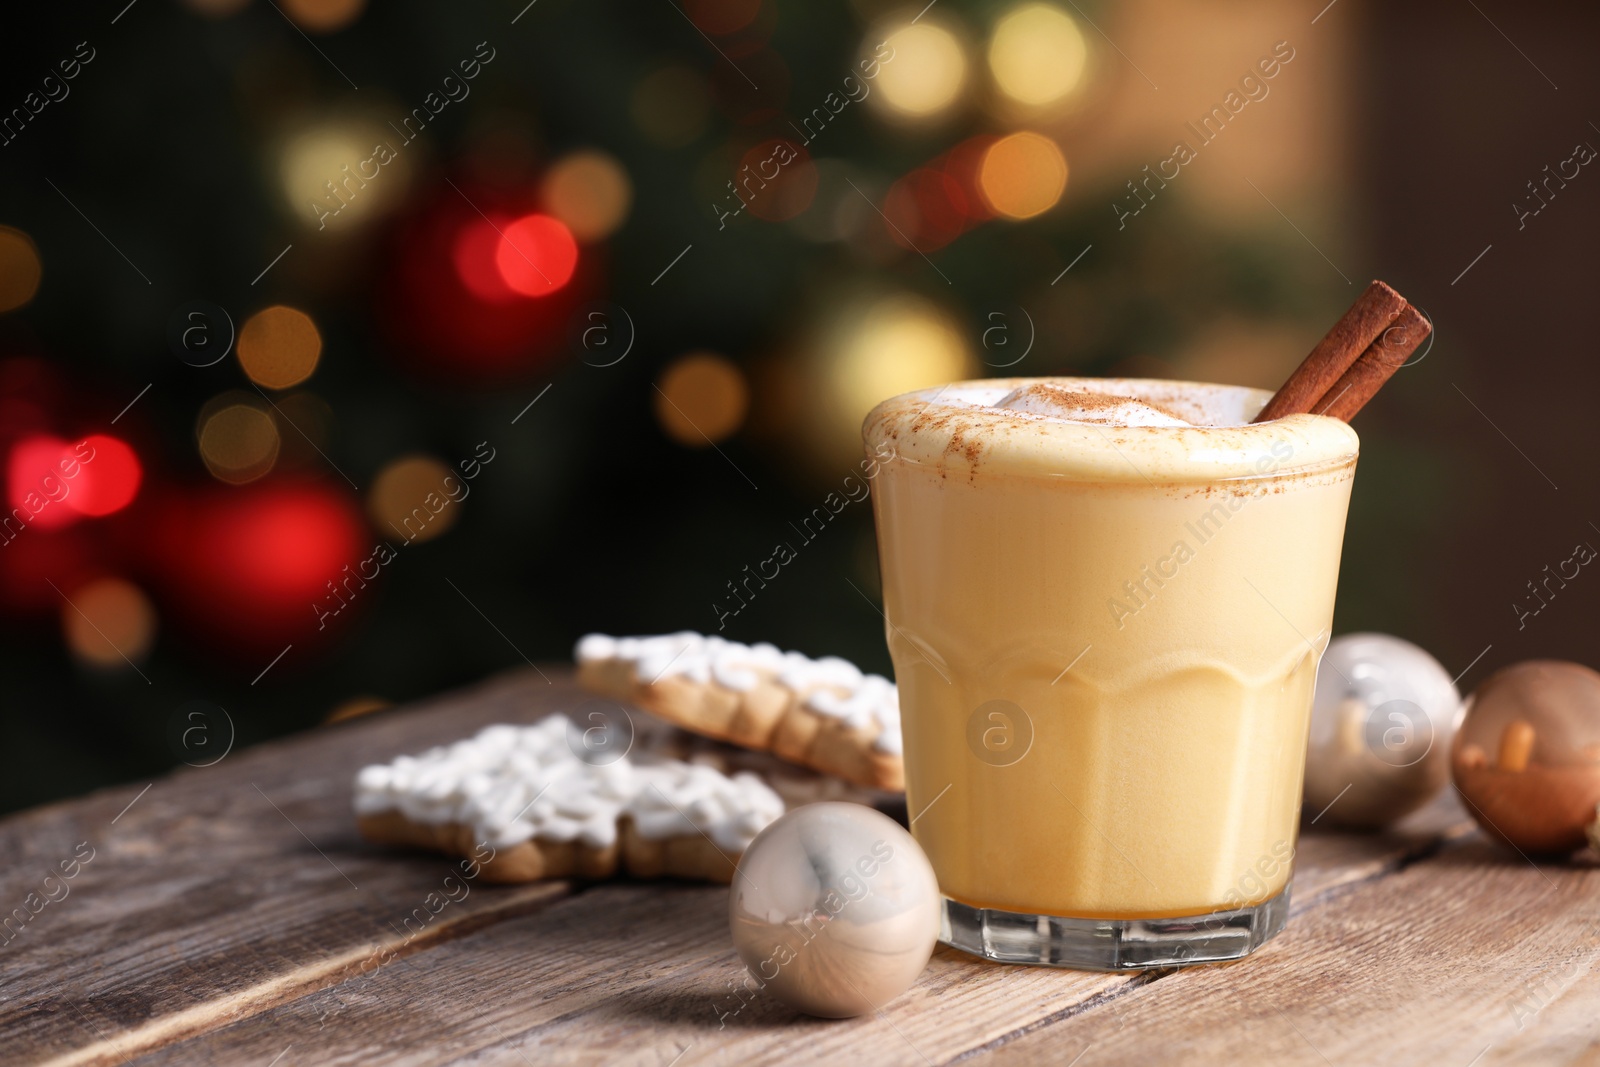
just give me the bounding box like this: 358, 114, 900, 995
871, 23, 968, 119
0, 226, 42, 313
828, 294, 973, 418
988, 4, 1088, 107
280, 0, 365, 33
779, 290, 976, 473
281, 120, 409, 229
654, 353, 749, 447
369, 456, 461, 544
542, 150, 634, 242
61, 578, 156, 669
198, 400, 280, 484
238, 305, 322, 390
978, 131, 1068, 219
631, 65, 711, 148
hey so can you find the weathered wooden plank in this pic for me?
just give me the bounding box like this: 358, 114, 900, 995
975, 833, 1600, 1066
1474, 950, 1600, 1064
114, 798, 1474, 1067
1, 668, 892, 1067
1, 671, 584, 1067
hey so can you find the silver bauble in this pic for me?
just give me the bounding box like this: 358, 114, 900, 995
729, 802, 939, 1018
1304, 633, 1462, 828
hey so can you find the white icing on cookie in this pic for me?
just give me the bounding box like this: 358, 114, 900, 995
354, 715, 785, 853
574, 631, 902, 754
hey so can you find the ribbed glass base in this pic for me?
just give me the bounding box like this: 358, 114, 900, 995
940, 887, 1290, 971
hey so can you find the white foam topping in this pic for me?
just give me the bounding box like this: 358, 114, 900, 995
575, 631, 902, 756
995, 383, 1192, 427
863, 377, 1361, 484
354, 715, 785, 852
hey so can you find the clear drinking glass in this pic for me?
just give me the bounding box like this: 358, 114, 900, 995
863, 378, 1360, 970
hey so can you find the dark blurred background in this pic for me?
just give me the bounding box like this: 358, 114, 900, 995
0, 0, 1593, 813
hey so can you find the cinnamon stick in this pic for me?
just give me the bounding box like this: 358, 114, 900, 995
1311, 304, 1432, 421
1253, 280, 1406, 423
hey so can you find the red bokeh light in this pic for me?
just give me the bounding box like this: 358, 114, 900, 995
208, 488, 360, 603
378, 184, 593, 382
495, 214, 579, 298
942, 135, 999, 224
884, 167, 971, 252
65, 434, 141, 517
7, 435, 80, 530
154, 481, 368, 656
878, 136, 1001, 253
8, 433, 141, 526
452, 217, 519, 303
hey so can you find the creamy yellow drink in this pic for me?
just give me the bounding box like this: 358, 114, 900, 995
863, 378, 1359, 966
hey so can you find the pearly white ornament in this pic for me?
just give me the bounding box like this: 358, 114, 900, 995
1304, 633, 1463, 828
728, 802, 939, 1019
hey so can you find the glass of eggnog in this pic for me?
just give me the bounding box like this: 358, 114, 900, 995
863, 377, 1359, 969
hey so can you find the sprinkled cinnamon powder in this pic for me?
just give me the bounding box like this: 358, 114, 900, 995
997, 383, 1190, 424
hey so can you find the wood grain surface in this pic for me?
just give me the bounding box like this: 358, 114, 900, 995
2, 668, 1592, 1066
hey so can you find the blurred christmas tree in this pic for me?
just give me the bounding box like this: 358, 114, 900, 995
0, 0, 1351, 812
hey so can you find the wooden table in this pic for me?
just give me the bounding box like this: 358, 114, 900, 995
5, 669, 1598, 1066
